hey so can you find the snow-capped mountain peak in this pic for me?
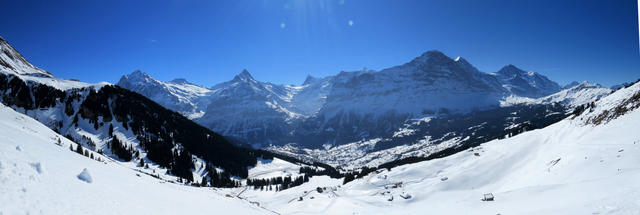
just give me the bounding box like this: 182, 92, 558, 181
169, 78, 190, 85
232, 69, 256, 83
120, 50, 571, 148
563, 81, 581, 89
117, 70, 212, 119
406, 50, 453, 67
119, 70, 156, 85
493, 64, 561, 98
303, 74, 320, 85
496, 64, 526, 77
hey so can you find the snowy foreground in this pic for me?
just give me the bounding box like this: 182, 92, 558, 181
0, 104, 273, 215
238, 84, 640, 214
1, 82, 640, 214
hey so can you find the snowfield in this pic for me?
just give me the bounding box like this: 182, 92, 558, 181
0, 104, 273, 215
248, 157, 306, 179
238, 82, 640, 214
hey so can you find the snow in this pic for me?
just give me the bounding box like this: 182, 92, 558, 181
1, 36, 110, 90
76, 168, 93, 183
248, 158, 305, 180
0, 103, 272, 215
501, 81, 611, 108
243, 83, 640, 214
118, 50, 574, 151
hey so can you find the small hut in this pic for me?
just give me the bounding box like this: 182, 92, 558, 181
482, 193, 494, 201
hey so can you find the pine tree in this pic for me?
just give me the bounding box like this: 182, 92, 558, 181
69, 144, 73, 151
343, 172, 355, 185
139, 158, 145, 167
75, 144, 84, 155
111, 136, 132, 161
108, 124, 114, 137
73, 114, 79, 127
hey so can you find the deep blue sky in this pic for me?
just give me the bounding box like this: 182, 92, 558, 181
0, 0, 638, 87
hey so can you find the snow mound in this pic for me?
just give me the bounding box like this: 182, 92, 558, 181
77, 168, 92, 183
30, 162, 43, 174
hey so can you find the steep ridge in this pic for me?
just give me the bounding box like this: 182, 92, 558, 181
0, 36, 52, 78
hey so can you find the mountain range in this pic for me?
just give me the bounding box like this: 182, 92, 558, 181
0, 36, 325, 184
117, 50, 603, 151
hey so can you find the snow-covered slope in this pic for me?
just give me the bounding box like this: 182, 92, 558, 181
237, 81, 640, 215
195, 70, 302, 145
118, 70, 212, 119
502, 81, 612, 108
248, 158, 307, 180
0, 37, 107, 90
0, 103, 272, 215
0, 36, 52, 78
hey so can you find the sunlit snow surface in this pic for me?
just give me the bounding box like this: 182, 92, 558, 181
238, 82, 640, 215
0, 104, 272, 215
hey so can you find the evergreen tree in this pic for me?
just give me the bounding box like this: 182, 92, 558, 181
111, 136, 132, 161
108, 124, 114, 137
75, 144, 84, 155
343, 172, 355, 185
72, 114, 78, 127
